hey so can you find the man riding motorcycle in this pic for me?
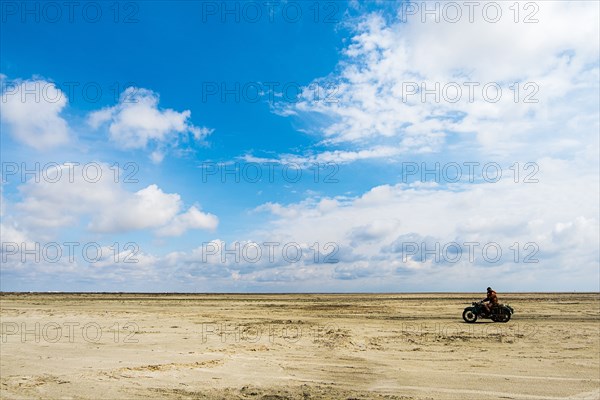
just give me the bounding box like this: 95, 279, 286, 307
482, 287, 499, 315
462, 287, 513, 323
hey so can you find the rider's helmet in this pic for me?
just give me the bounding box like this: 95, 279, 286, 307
487, 287, 492, 292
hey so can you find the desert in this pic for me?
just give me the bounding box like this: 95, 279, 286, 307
0, 292, 598, 399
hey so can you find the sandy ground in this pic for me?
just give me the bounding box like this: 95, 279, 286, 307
0, 293, 598, 400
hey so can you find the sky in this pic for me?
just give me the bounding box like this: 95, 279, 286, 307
0, 0, 599, 292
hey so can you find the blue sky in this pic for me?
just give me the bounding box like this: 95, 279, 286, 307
1, 1, 599, 292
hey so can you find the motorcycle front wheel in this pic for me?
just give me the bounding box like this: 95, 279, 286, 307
462, 308, 477, 323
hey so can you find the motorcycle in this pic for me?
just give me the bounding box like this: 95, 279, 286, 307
462, 301, 514, 323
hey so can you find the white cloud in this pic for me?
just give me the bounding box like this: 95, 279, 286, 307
241, 146, 405, 169
89, 184, 183, 233
150, 150, 165, 164
281, 1, 599, 160
14, 163, 218, 236
244, 157, 599, 290
4, 158, 597, 291
156, 206, 218, 236
88, 87, 213, 158
0, 78, 70, 150
2, 4, 598, 292
0, 222, 30, 246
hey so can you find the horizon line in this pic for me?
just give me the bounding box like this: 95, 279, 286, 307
1, 291, 599, 295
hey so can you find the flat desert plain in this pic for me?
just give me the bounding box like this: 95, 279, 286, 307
0, 293, 598, 400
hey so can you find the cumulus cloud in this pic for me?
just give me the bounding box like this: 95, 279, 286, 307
246, 158, 599, 290
2, 4, 598, 292
4, 159, 597, 291
88, 87, 213, 159
15, 163, 218, 236
279, 1, 599, 160
348, 218, 402, 246
156, 206, 219, 236
0, 77, 70, 150
223, 3, 597, 291
154, 238, 346, 290
105, 158, 598, 291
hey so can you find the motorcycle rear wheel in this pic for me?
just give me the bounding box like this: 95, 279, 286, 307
492, 312, 511, 323
499, 312, 511, 323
